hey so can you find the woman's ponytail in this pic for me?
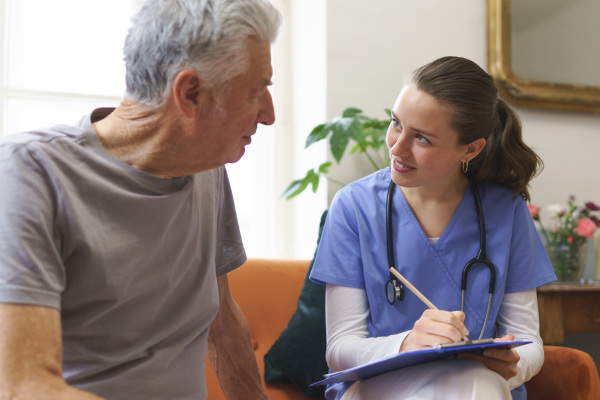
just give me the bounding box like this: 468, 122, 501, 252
408, 57, 543, 200
473, 98, 543, 201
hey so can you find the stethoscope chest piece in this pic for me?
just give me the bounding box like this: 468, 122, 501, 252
386, 277, 404, 304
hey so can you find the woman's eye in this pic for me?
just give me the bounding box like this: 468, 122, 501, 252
391, 118, 401, 129
416, 134, 430, 144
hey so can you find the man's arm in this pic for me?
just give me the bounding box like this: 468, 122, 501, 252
207, 274, 267, 400
0, 303, 105, 399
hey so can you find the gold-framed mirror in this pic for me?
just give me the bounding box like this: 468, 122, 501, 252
487, 0, 600, 114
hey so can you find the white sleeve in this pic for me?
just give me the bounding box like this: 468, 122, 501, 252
327, 283, 544, 386
496, 289, 544, 390
325, 283, 409, 372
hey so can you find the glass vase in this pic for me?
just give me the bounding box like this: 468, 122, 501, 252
545, 241, 587, 283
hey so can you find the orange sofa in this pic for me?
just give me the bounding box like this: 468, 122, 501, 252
206, 258, 600, 400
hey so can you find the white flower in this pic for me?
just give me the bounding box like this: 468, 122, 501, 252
546, 204, 564, 214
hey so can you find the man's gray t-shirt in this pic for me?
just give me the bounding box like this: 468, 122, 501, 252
0, 108, 246, 399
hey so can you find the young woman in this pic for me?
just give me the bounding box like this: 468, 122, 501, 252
310, 56, 556, 400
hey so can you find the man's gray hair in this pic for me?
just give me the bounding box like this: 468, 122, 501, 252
123, 0, 282, 107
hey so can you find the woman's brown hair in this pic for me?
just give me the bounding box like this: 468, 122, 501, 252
407, 56, 542, 201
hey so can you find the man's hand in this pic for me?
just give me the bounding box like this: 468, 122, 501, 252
207, 274, 268, 400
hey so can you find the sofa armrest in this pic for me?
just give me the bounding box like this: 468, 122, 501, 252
525, 345, 599, 400
206, 258, 316, 400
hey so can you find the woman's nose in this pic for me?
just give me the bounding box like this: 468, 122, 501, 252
390, 133, 409, 156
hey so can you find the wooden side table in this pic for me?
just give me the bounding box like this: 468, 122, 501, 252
537, 284, 600, 344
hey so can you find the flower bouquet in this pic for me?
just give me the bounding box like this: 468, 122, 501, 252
528, 196, 600, 282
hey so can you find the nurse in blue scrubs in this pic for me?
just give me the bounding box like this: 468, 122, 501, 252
310, 56, 556, 400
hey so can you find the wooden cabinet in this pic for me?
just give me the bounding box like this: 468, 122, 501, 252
537, 284, 600, 344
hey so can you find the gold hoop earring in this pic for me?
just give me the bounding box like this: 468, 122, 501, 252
462, 161, 469, 173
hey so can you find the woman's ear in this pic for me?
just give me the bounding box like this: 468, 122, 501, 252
464, 138, 487, 162
172, 69, 206, 118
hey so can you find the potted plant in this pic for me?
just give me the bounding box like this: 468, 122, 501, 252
282, 107, 391, 199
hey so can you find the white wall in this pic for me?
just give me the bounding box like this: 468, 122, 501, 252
321, 0, 600, 217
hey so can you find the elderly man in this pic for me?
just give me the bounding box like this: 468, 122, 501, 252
0, 0, 282, 399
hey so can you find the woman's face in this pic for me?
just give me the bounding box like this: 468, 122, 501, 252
386, 84, 470, 191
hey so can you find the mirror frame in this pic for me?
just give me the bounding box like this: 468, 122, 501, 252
487, 0, 600, 114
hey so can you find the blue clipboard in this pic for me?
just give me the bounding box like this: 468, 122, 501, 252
310, 339, 531, 386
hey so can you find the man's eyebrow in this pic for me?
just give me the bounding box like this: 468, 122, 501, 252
250, 79, 272, 95
252, 79, 272, 92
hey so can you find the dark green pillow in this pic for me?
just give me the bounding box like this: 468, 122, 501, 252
264, 210, 328, 398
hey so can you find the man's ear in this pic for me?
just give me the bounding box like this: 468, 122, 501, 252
464, 137, 487, 162
172, 69, 206, 118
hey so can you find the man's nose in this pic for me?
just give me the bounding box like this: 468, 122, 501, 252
258, 90, 275, 126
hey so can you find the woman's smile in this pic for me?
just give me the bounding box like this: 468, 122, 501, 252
392, 158, 415, 173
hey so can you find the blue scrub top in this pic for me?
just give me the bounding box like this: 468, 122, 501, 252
310, 168, 556, 399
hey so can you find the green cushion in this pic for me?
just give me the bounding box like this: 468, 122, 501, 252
264, 210, 328, 398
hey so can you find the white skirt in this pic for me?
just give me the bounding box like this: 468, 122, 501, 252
341, 359, 511, 400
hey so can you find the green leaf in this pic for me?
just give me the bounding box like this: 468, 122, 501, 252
346, 120, 366, 145
281, 178, 309, 200
280, 168, 328, 199
349, 143, 362, 155
318, 161, 332, 174
307, 170, 320, 193
342, 107, 363, 118
338, 117, 357, 131
329, 123, 350, 163
305, 123, 331, 148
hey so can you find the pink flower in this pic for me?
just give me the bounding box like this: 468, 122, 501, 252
573, 217, 597, 239
528, 204, 541, 219
568, 236, 574, 244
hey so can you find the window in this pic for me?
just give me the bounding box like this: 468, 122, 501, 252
1, 0, 138, 134
227, 0, 328, 259
1, 0, 327, 260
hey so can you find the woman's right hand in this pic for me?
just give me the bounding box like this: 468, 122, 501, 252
400, 310, 470, 352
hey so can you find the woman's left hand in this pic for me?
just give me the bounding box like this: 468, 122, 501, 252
457, 334, 520, 380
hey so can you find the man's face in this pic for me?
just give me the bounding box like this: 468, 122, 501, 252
199, 40, 275, 167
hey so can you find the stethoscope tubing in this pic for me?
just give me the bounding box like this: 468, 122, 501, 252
386, 180, 404, 302
385, 178, 496, 339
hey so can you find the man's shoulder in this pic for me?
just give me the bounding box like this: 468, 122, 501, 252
0, 124, 87, 154
0, 109, 99, 151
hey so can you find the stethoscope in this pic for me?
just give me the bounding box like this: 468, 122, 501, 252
384, 179, 497, 339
